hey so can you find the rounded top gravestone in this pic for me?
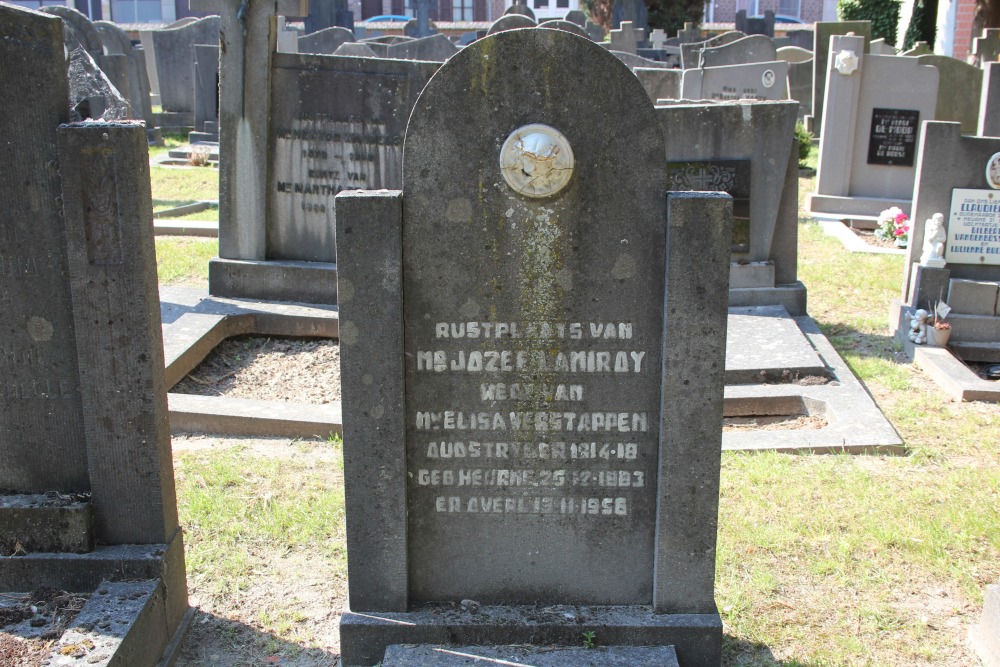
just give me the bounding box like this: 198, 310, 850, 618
401, 27, 669, 605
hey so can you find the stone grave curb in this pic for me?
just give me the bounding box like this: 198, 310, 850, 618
723, 315, 905, 453
162, 289, 904, 452
815, 217, 908, 255
160, 286, 341, 437
890, 300, 1000, 402
153, 220, 219, 237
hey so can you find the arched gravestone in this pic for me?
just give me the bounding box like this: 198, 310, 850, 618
336, 26, 731, 667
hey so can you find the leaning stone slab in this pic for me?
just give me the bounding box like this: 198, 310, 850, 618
382, 644, 679, 666
970, 583, 1000, 667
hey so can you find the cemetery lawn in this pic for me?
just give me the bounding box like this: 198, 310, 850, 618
163, 173, 998, 666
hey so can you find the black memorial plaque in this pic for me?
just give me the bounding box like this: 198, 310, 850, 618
867, 108, 920, 167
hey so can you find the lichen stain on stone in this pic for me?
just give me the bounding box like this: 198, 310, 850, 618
611, 253, 636, 281
445, 197, 473, 224
472, 38, 497, 96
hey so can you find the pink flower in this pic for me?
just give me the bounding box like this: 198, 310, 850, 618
893, 228, 905, 236
895, 212, 908, 224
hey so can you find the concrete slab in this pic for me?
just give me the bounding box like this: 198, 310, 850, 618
153, 219, 218, 237
816, 218, 908, 255
160, 290, 902, 453
969, 583, 1000, 667
723, 316, 904, 453
726, 305, 828, 383
382, 644, 679, 666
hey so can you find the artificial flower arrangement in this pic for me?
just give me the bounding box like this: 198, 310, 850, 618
874, 206, 910, 246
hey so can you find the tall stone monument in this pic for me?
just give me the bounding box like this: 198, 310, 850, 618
336, 27, 731, 667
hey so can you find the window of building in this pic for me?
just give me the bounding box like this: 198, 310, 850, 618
778, 0, 800, 16
533, 0, 549, 7
556, 0, 568, 7
452, 0, 473, 19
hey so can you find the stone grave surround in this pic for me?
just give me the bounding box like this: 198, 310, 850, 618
656, 100, 805, 316
893, 122, 1000, 363
335, 27, 730, 667
808, 34, 938, 219
0, 4, 188, 663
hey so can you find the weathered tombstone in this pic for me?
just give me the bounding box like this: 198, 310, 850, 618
657, 99, 805, 314
698, 33, 777, 67
0, 4, 187, 662
611, 50, 672, 69
298, 25, 357, 54
95, 20, 160, 142
981, 62, 1000, 137
787, 57, 813, 119
681, 61, 789, 101
635, 67, 682, 101
488, 13, 537, 34
336, 26, 729, 667
610, 19, 645, 54
809, 20, 871, 136
973, 28, 1000, 68
386, 33, 458, 61
917, 54, 983, 134
539, 18, 591, 39
40, 5, 102, 57
191, 43, 220, 141
219, 50, 438, 296
144, 15, 220, 126
893, 122, 1000, 361
564, 9, 586, 26
735, 9, 774, 37
336, 41, 380, 57
649, 27, 667, 49
868, 37, 895, 54
777, 45, 812, 62
611, 0, 647, 31
808, 34, 938, 218
680, 30, 746, 68
678, 21, 701, 44
585, 19, 605, 42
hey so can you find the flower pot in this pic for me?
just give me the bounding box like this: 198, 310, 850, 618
894, 238, 908, 248
927, 326, 952, 347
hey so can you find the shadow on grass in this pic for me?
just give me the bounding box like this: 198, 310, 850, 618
724, 635, 820, 667
176, 610, 339, 667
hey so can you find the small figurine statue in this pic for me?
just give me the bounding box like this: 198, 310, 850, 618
908, 308, 929, 344
920, 213, 947, 268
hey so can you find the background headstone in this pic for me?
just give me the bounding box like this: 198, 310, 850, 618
917, 54, 983, 135
810, 20, 871, 137
298, 25, 356, 54
681, 30, 745, 68
611, 0, 647, 31
148, 15, 220, 123
681, 61, 789, 102
699, 34, 777, 67
973, 29, 1000, 68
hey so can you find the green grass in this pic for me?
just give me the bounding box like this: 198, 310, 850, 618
175, 441, 347, 602
155, 237, 217, 287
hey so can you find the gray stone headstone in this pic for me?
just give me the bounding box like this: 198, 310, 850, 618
869, 37, 895, 55
735, 9, 774, 37
539, 19, 591, 39
298, 25, 356, 54
657, 100, 803, 310
266, 53, 438, 263
611, 0, 647, 32
406, 0, 436, 39
698, 33, 777, 67
678, 21, 701, 44
810, 20, 871, 137
336, 25, 729, 667
563, 9, 586, 26
777, 45, 812, 62
902, 123, 1000, 300
585, 19, 605, 42
1, 4, 87, 493
635, 67, 682, 101
612, 50, 672, 70
788, 58, 813, 119
95, 20, 156, 134
39, 5, 102, 57
386, 32, 458, 61
901, 41, 932, 56
917, 54, 983, 135
681, 60, 789, 102
150, 15, 220, 114
333, 41, 379, 57
680, 30, 745, 69
610, 20, 645, 54
488, 14, 537, 34
192, 44, 220, 134
809, 35, 938, 218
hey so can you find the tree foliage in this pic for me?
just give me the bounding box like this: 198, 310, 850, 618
837, 0, 901, 44
902, 0, 936, 50
583, 0, 703, 34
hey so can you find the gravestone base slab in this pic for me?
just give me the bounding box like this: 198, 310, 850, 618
728, 281, 807, 316
969, 583, 1000, 667
381, 643, 679, 666
726, 306, 828, 383
154, 111, 194, 128
340, 605, 720, 667
0, 495, 94, 555
807, 193, 911, 218
209, 258, 338, 304
890, 301, 1000, 402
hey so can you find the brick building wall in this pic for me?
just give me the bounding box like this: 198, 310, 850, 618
952, 0, 976, 60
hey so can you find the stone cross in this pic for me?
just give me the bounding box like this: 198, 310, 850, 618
649, 28, 666, 50
973, 28, 1000, 68
610, 20, 645, 55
